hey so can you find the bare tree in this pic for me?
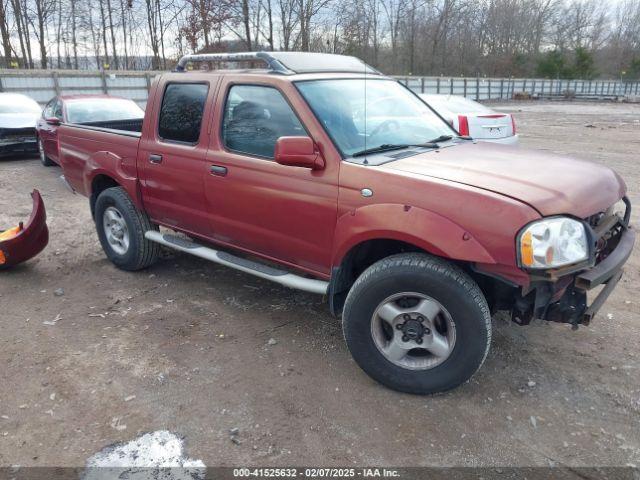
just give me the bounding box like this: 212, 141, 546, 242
278, 0, 297, 50
0, 0, 637, 77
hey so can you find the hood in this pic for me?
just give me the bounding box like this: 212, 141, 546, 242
0, 113, 39, 129
382, 142, 625, 218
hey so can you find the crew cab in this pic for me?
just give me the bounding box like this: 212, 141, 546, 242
55, 52, 635, 394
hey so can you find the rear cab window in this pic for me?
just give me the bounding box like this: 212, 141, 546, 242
221, 85, 305, 159
158, 83, 209, 144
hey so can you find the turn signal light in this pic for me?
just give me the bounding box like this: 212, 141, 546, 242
520, 231, 534, 267
0, 225, 21, 241
0, 249, 5, 265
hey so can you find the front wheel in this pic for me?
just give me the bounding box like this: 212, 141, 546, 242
94, 186, 159, 271
342, 253, 491, 394
38, 139, 56, 166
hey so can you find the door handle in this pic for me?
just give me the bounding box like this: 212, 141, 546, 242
149, 154, 163, 164
210, 165, 227, 176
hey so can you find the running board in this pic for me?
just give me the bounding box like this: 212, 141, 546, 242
144, 231, 329, 295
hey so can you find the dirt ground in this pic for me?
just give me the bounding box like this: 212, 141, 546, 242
0, 100, 639, 469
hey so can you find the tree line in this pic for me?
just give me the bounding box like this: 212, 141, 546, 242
0, 0, 639, 79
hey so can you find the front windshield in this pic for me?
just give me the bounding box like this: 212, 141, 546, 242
66, 98, 144, 124
296, 79, 454, 157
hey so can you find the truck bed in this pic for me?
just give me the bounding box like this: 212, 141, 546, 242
57, 122, 142, 199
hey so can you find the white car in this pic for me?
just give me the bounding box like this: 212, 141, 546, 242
0, 93, 41, 156
419, 94, 518, 145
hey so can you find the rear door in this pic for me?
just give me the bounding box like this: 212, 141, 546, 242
138, 76, 219, 236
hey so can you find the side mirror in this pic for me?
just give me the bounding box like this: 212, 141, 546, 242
45, 117, 61, 126
274, 136, 324, 170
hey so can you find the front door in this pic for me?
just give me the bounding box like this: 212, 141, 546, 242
38, 98, 61, 162
204, 81, 339, 276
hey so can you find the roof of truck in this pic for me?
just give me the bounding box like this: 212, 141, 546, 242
175, 51, 382, 76
159, 70, 393, 88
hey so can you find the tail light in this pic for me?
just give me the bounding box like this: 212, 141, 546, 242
511, 114, 516, 135
457, 115, 469, 136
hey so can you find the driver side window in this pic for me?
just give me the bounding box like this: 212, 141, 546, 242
222, 85, 305, 159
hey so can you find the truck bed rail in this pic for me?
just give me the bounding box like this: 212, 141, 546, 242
64, 122, 142, 138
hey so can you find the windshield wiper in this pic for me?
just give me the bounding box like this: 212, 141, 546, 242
430, 134, 474, 143
351, 142, 438, 158
426, 134, 454, 143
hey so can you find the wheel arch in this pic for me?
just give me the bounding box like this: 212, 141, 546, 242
89, 174, 121, 218
328, 204, 498, 316
329, 237, 422, 316
83, 149, 142, 218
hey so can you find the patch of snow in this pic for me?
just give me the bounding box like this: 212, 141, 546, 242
83, 430, 205, 480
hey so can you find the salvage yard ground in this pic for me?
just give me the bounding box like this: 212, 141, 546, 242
0, 101, 639, 468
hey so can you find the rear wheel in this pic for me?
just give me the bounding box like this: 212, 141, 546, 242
38, 139, 55, 167
94, 186, 159, 271
342, 253, 491, 394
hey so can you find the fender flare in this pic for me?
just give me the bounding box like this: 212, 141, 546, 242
332, 203, 496, 267
83, 151, 144, 211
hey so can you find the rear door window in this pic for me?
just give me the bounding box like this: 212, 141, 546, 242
158, 83, 209, 144
222, 85, 305, 159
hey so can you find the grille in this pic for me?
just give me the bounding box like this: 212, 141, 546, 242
586, 209, 624, 264
0, 127, 37, 139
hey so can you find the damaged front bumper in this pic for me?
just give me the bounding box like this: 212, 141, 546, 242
0, 128, 38, 156
512, 202, 635, 328
0, 140, 38, 155
0, 190, 49, 268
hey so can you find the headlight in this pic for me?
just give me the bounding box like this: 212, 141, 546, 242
518, 217, 589, 269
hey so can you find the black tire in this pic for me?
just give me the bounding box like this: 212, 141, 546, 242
94, 186, 159, 271
342, 253, 491, 394
38, 139, 56, 167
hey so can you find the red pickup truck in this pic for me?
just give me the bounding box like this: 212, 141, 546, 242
57, 52, 635, 394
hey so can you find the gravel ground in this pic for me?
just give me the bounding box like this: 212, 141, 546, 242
0, 100, 639, 469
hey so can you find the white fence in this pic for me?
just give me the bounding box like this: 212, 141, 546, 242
399, 76, 640, 100
1, 69, 638, 105
0, 70, 154, 106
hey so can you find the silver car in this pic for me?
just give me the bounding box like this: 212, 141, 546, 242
0, 93, 41, 156
420, 94, 518, 145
